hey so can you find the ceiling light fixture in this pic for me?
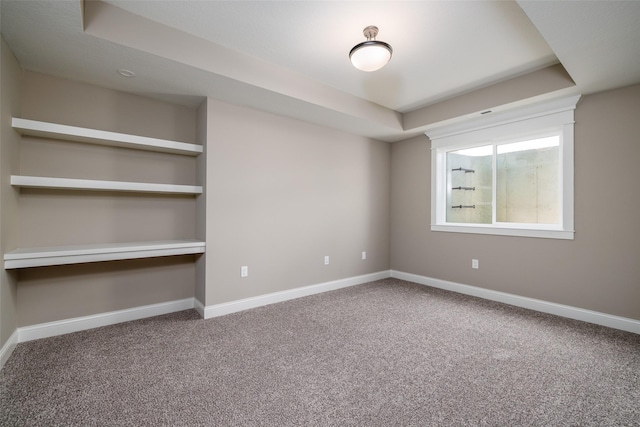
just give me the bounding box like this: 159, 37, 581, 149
349, 26, 392, 72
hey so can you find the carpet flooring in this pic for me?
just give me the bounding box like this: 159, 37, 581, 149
1, 278, 639, 426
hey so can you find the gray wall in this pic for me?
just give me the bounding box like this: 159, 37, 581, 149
391, 83, 640, 321
203, 98, 390, 305
0, 37, 21, 349
194, 100, 209, 306
8, 71, 391, 326
16, 72, 198, 326
2, 48, 635, 337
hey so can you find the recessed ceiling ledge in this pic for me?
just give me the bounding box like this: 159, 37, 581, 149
403, 64, 576, 133
83, 0, 402, 135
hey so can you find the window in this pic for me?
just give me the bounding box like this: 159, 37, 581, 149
428, 95, 580, 239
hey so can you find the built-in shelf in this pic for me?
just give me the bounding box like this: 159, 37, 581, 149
12, 117, 202, 156
4, 240, 206, 269
7, 117, 206, 272
11, 175, 202, 195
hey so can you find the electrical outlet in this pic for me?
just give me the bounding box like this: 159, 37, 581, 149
241, 266, 248, 277
472, 259, 479, 269
362, 251, 367, 260
324, 256, 330, 265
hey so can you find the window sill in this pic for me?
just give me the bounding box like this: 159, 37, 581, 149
431, 224, 574, 240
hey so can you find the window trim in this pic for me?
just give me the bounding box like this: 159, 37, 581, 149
427, 95, 581, 240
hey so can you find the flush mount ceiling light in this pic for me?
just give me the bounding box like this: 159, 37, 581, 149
349, 26, 392, 72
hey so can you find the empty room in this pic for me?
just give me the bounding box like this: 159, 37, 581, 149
1, 1, 639, 425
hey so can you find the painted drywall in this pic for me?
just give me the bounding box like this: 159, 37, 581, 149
0, 37, 21, 349
391, 83, 640, 320
194, 100, 208, 306
21, 72, 196, 143
203, 98, 390, 306
17, 256, 196, 326
403, 64, 575, 131
16, 72, 199, 326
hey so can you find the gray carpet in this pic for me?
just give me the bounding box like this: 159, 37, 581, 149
1, 278, 639, 426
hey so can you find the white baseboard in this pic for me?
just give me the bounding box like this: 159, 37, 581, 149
203, 270, 391, 319
391, 270, 640, 335
18, 298, 195, 343
194, 298, 205, 318
0, 329, 19, 370
6, 269, 636, 369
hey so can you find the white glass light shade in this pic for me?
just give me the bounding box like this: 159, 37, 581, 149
349, 41, 392, 72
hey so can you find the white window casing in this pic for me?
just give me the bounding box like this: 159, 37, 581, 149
426, 95, 581, 240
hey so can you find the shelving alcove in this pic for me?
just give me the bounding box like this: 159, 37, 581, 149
4, 117, 206, 270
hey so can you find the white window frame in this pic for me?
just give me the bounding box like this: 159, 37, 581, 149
427, 95, 581, 240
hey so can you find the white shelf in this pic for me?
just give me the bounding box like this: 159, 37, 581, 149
12, 117, 203, 156
4, 240, 206, 269
11, 175, 202, 195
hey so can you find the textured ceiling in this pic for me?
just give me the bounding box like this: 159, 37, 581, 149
1, 1, 640, 142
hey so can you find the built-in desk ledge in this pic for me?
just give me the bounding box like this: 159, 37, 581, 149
12, 117, 202, 156
4, 240, 206, 269
11, 176, 202, 195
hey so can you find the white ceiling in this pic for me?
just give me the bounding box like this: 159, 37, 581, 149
2, 0, 640, 142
